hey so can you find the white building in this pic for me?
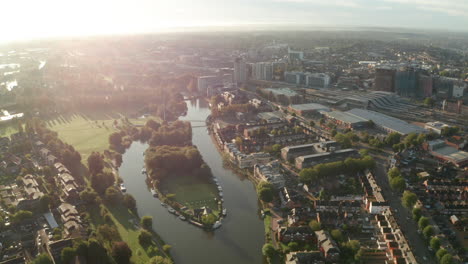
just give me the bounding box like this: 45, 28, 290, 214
424, 121, 450, 135
453, 82, 467, 98
234, 58, 247, 83
254, 160, 286, 189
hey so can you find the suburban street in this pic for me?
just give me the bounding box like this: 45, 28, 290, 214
372, 155, 436, 263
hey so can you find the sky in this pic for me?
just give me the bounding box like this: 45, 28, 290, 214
1, 0, 468, 43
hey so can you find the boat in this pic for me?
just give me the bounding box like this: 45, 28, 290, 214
151, 189, 158, 198
212, 221, 222, 229
213, 178, 218, 182
217, 186, 222, 191
141, 168, 147, 174
179, 215, 186, 221
119, 184, 126, 192
222, 209, 227, 216
168, 208, 176, 214
219, 192, 223, 197
161, 203, 167, 207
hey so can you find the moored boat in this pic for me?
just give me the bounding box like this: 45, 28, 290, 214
212, 221, 222, 229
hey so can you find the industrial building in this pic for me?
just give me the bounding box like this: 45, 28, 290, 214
281, 141, 338, 161
288, 103, 330, 117
323, 111, 369, 129
346, 108, 426, 135
424, 140, 468, 167
262, 88, 303, 105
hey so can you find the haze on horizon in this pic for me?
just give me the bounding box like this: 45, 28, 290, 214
2, 0, 468, 43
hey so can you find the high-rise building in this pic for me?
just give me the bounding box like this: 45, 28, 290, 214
395, 68, 418, 98
374, 68, 396, 92
234, 58, 247, 84
418, 74, 433, 98
252, 62, 273, 81
305, 73, 331, 88
284, 71, 303, 85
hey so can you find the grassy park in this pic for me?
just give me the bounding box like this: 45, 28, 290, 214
161, 174, 220, 212
47, 110, 159, 160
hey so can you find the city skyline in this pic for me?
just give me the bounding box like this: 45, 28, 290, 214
1, 0, 468, 43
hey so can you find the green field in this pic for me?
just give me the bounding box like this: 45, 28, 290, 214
47, 111, 160, 160
161, 175, 220, 212
47, 113, 118, 161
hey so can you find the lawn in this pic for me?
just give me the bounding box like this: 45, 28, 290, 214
161, 175, 220, 212
47, 111, 160, 161
47, 113, 119, 161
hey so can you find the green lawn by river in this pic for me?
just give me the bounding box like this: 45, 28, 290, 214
161, 174, 220, 212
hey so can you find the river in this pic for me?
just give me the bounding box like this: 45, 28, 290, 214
118, 99, 265, 264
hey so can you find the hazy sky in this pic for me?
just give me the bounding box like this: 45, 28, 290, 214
1, 0, 467, 42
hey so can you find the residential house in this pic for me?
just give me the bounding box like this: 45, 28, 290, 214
278, 226, 315, 243
315, 230, 340, 261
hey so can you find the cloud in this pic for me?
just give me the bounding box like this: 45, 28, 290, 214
375, 6, 393, 11
381, 0, 468, 16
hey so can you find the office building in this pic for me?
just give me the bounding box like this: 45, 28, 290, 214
284, 71, 303, 85
288, 103, 330, 116
262, 88, 303, 105
288, 47, 304, 61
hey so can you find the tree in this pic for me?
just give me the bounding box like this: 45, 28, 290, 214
88, 152, 104, 176
141, 216, 153, 230
87, 239, 110, 264
401, 191, 417, 208
39, 194, 52, 212
309, 220, 321, 231
61, 247, 76, 264
262, 243, 276, 259
257, 182, 274, 203
12, 210, 33, 224
418, 217, 429, 230
424, 97, 435, 107
331, 229, 343, 242
385, 132, 401, 146
109, 132, 123, 147
138, 230, 152, 246
440, 254, 453, 264
309, 121, 315, 127
149, 256, 173, 264
145, 119, 160, 131
390, 176, 406, 192
387, 167, 401, 179
299, 168, 318, 183
436, 248, 448, 260
430, 237, 441, 251
104, 187, 121, 205
123, 194, 136, 211
91, 172, 115, 194
112, 241, 132, 264
412, 207, 422, 221
201, 214, 217, 227
80, 189, 99, 205
288, 241, 299, 251
97, 225, 121, 244
423, 225, 434, 239
33, 254, 53, 264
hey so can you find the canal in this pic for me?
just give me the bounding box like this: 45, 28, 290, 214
118, 99, 265, 264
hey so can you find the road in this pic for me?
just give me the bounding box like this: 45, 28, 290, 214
372, 156, 435, 264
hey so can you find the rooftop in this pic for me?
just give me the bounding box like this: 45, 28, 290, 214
289, 103, 330, 112
346, 108, 426, 135
264, 88, 299, 97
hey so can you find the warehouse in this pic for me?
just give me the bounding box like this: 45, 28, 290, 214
288, 103, 330, 117
323, 111, 368, 129
346, 108, 426, 135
